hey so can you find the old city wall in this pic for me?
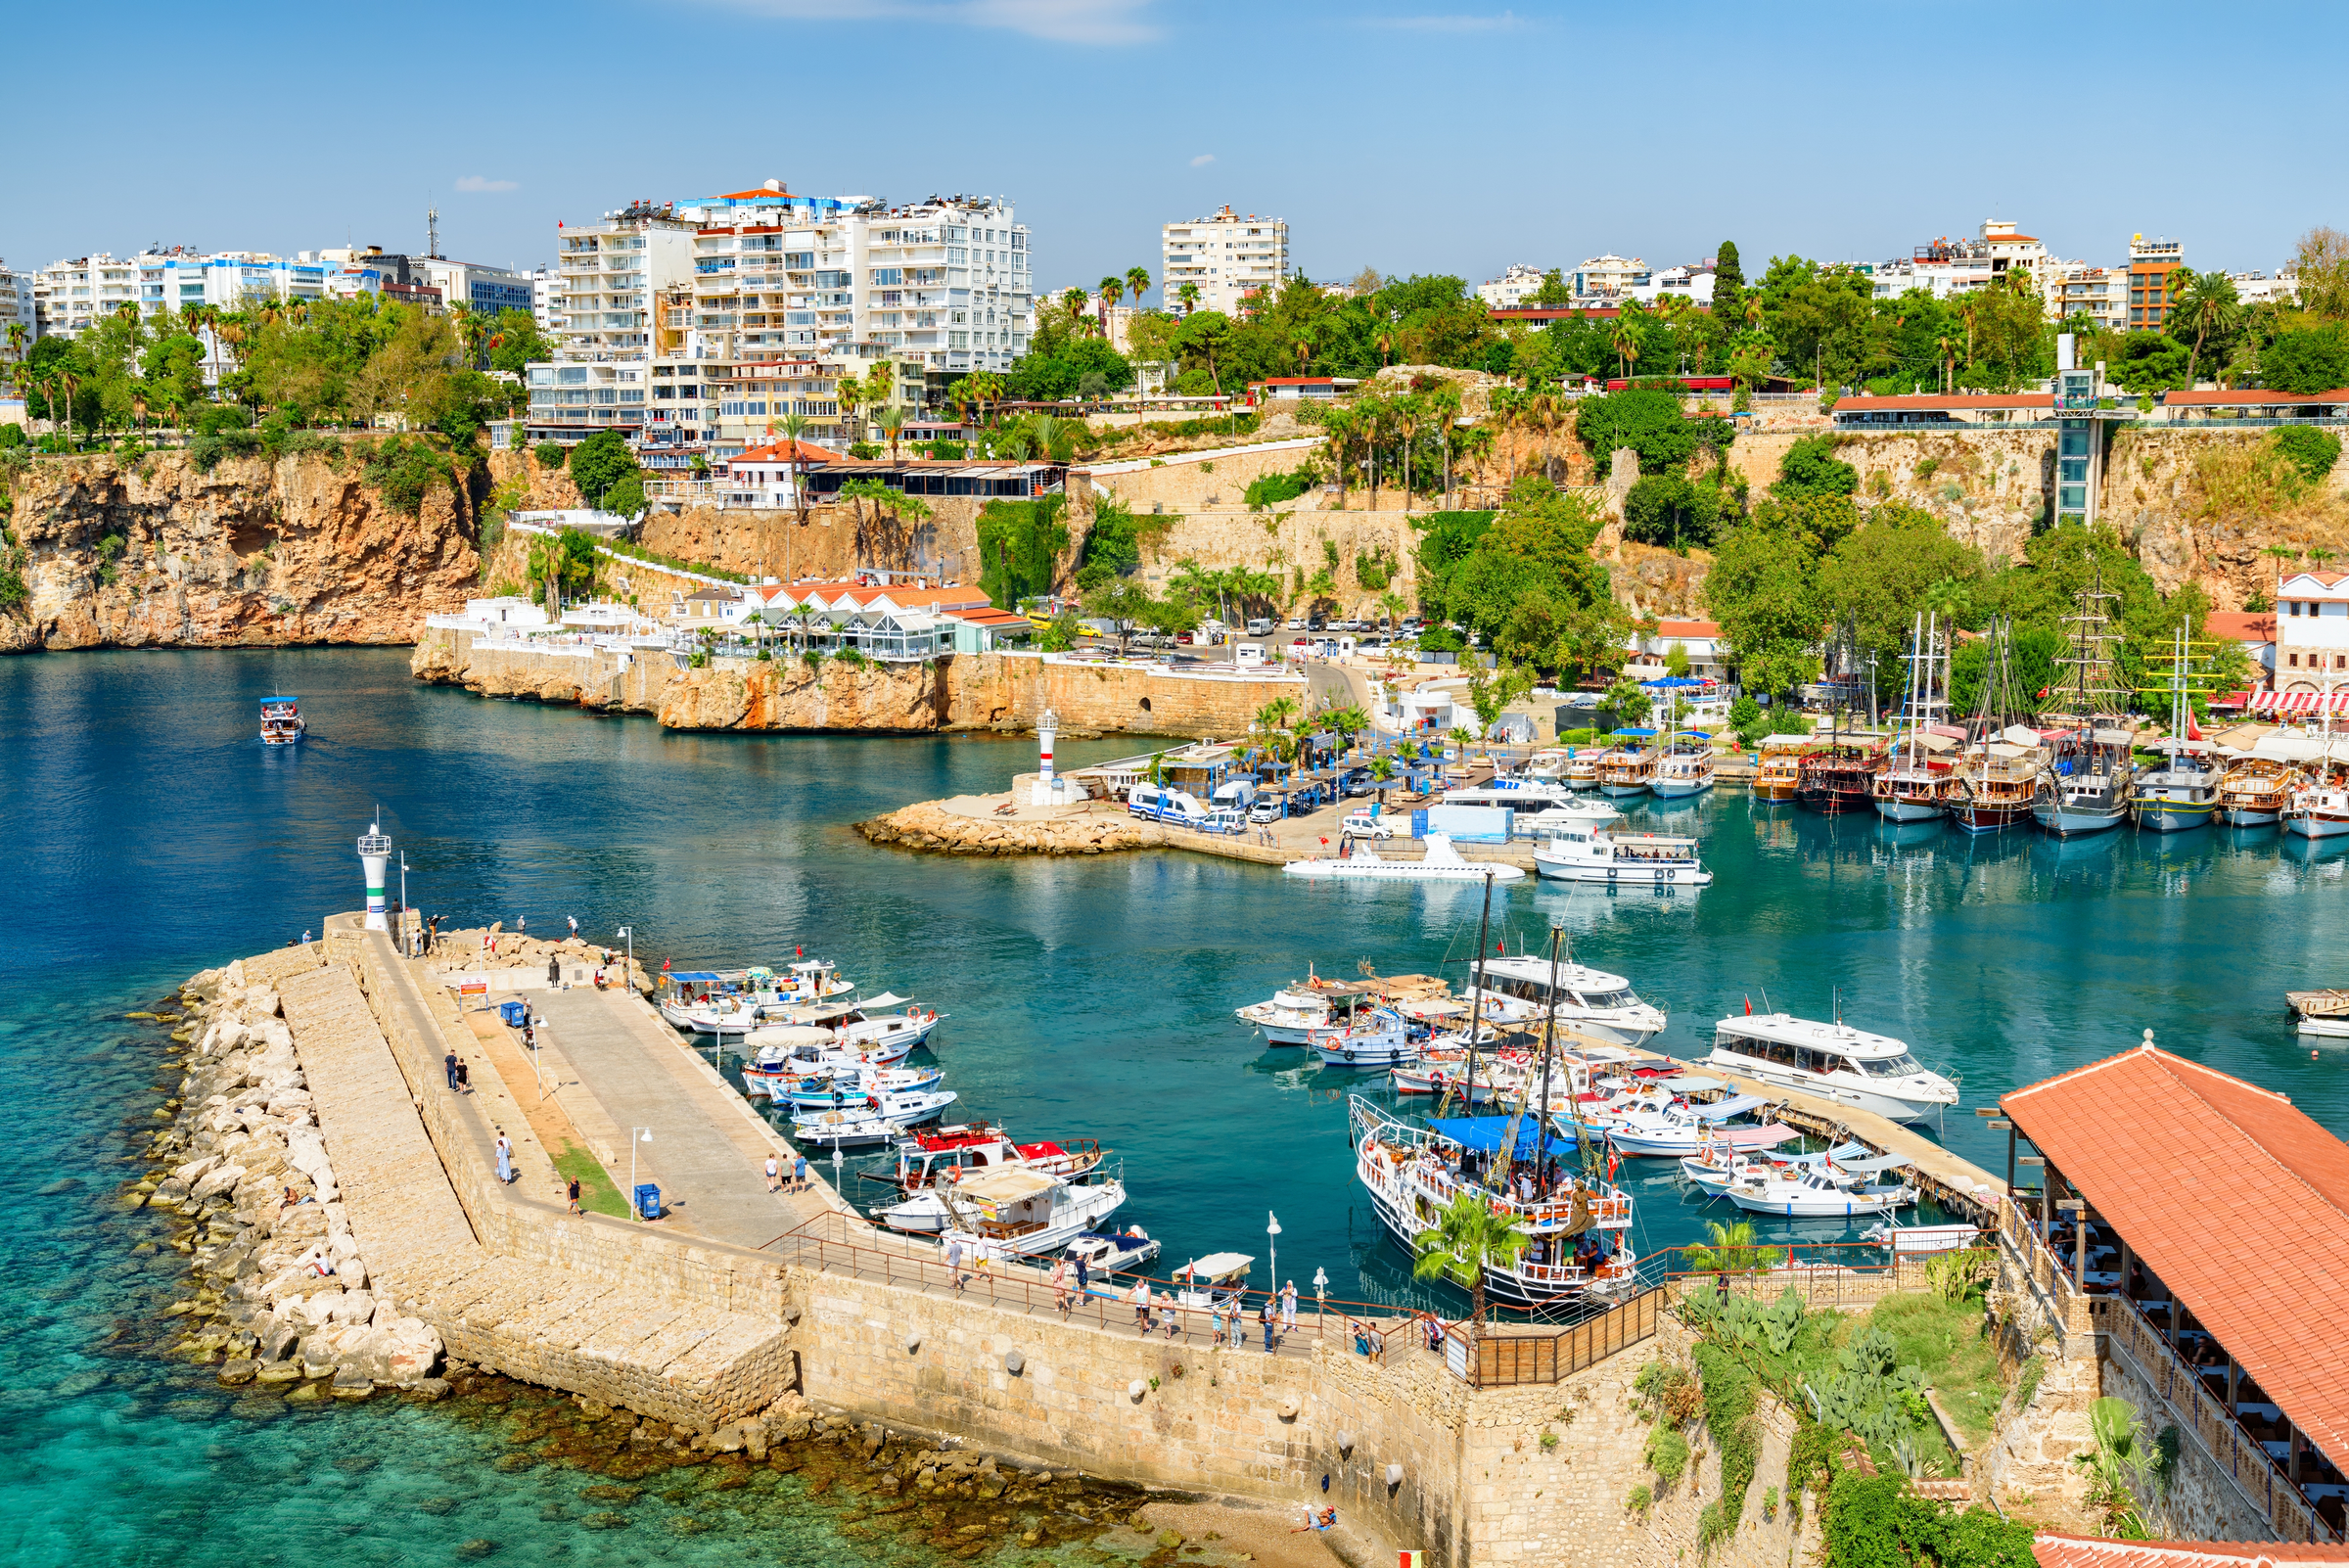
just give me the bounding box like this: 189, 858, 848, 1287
0, 448, 485, 652
409, 625, 1305, 736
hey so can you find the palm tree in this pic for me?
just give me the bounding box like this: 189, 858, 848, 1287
1377, 590, 1408, 634
56, 370, 82, 446
1125, 265, 1151, 315
2174, 269, 2241, 390
1683, 1219, 1777, 1274
1935, 335, 1957, 394
1409, 1189, 1528, 1344
777, 411, 812, 524
1610, 315, 1641, 381
878, 406, 906, 464
835, 374, 864, 445
1097, 276, 1124, 331
791, 600, 822, 653
1368, 753, 1396, 809
1175, 281, 1200, 316
1321, 406, 1358, 508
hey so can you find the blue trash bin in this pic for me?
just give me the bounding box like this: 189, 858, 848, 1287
632, 1183, 661, 1221
497, 999, 527, 1028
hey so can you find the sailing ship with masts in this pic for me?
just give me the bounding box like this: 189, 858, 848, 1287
1872, 614, 1957, 822
2131, 622, 2222, 832
2032, 560, 2138, 837
1796, 620, 1888, 813
1948, 617, 2046, 834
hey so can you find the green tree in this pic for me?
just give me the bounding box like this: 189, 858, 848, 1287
570, 429, 640, 509
1409, 1188, 1527, 1343
1818, 504, 1988, 701
1713, 241, 1744, 321
2261, 322, 2349, 395
2169, 270, 2240, 390
1083, 575, 1157, 653
1773, 435, 1858, 500
1707, 527, 1825, 699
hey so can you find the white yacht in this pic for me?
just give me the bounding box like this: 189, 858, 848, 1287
1724, 1158, 1918, 1219
1283, 833, 1527, 882
2283, 776, 2349, 840
1531, 823, 1710, 887
1312, 1005, 1417, 1067
1705, 1013, 1958, 1125
1649, 738, 1717, 799
883, 1165, 1126, 1248
1462, 955, 1667, 1047
1441, 778, 1613, 818
1235, 975, 1378, 1045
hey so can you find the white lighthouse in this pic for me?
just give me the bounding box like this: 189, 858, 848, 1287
1030, 708, 1059, 807
357, 819, 392, 932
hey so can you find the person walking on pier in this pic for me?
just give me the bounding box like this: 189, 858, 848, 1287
445, 1050, 458, 1090
1051, 1258, 1073, 1316
495, 1130, 513, 1184
456, 1058, 471, 1093
567, 1176, 581, 1215
1261, 1296, 1276, 1352
792, 1152, 807, 1193
764, 1153, 781, 1194
944, 1235, 966, 1293
1130, 1277, 1153, 1336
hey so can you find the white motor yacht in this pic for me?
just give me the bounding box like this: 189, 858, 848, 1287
1236, 975, 1379, 1045
1283, 833, 1526, 882
1442, 777, 1608, 818
1532, 823, 1710, 887
1461, 955, 1666, 1047
1724, 1156, 1917, 1219
2283, 776, 2349, 840
885, 1164, 1126, 1245
1705, 1012, 1958, 1125
1312, 1005, 1417, 1067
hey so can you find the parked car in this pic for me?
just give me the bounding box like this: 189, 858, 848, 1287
1344, 777, 1374, 798
1341, 810, 1403, 839
1248, 799, 1284, 824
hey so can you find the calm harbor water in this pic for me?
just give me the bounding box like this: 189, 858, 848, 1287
6, 646, 2347, 1564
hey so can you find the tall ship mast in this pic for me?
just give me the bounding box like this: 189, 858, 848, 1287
1948, 617, 2044, 834
2131, 621, 2222, 832
2031, 555, 2137, 837
1873, 613, 1956, 823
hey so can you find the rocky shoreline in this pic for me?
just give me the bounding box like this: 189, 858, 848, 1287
854, 799, 1169, 856
131, 958, 444, 1400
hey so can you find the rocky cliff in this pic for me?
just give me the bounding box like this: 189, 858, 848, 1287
1, 448, 484, 652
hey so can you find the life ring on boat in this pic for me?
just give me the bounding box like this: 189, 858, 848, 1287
1607, 867, 1618, 880
1665, 869, 1676, 882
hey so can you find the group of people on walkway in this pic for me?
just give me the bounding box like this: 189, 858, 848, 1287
762, 1151, 810, 1194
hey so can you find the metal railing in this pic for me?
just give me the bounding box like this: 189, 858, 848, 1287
1446, 1286, 1664, 1387
2097, 1292, 2341, 1543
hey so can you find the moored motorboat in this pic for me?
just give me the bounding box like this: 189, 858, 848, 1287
2133, 741, 2221, 832
1704, 1010, 1959, 1125
1062, 1225, 1161, 1275
1531, 823, 1710, 887
1312, 1005, 1418, 1067
1236, 972, 1377, 1045
1649, 736, 1717, 799
2220, 756, 2302, 828
1595, 731, 1660, 798
1751, 736, 1811, 804
1283, 832, 1526, 882
789, 1088, 959, 1148
921, 1166, 1128, 1255
1724, 1156, 1917, 1218
2283, 773, 2349, 840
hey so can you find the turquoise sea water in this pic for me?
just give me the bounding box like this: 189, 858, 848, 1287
6, 646, 2348, 1563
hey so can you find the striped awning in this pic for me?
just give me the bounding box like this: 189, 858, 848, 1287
2243, 690, 2349, 714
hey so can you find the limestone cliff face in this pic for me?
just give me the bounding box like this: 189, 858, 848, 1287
656, 659, 947, 731
1, 450, 484, 652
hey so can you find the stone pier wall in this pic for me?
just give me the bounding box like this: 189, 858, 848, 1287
410, 627, 1305, 738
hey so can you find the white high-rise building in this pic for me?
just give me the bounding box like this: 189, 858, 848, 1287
671, 179, 1033, 377
1477, 264, 1549, 309
1163, 206, 1286, 316
528, 265, 565, 332
523, 202, 697, 444
0, 259, 34, 344
32, 250, 333, 339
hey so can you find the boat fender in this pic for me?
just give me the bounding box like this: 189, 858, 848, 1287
1607, 867, 1617, 880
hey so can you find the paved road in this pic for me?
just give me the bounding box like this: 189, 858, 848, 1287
530, 987, 797, 1249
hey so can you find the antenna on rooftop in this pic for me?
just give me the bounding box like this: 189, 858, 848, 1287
427, 207, 441, 259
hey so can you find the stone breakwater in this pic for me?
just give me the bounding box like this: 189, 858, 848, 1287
854, 799, 1170, 856
135, 948, 445, 1401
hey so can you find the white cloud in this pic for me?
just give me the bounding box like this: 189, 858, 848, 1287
1190, 153, 1216, 167
1362, 9, 1525, 30
455, 175, 520, 194
671, 0, 1157, 44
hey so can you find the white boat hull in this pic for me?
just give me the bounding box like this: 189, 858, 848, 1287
2284, 813, 2349, 840
1532, 855, 1711, 887
1726, 1183, 1914, 1219
1285, 859, 1525, 882
1873, 800, 1943, 823
934, 1179, 1128, 1256
1704, 1054, 1952, 1125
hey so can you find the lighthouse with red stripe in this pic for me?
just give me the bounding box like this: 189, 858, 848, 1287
1031, 706, 1060, 806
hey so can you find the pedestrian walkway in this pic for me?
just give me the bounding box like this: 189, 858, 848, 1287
528, 986, 822, 1248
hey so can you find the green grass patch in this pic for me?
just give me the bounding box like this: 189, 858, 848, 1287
552, 1140, 630, 1219
1868, 1292, 2004, 1445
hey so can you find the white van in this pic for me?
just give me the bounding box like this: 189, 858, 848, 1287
1128, 782, 1213, 828
1211, 778, 1259, 811
1246, 618, 1273, 637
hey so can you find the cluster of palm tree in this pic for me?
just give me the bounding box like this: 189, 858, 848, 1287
1051, 266, 1156, 340
1318, 382, 1468, 510
835, 477, 937, 576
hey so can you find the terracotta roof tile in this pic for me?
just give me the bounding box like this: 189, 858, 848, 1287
2034, 1532, 2349, 1568
2003, 1045, 2349, 1467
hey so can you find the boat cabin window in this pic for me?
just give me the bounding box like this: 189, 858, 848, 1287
1489, 977, 1551, 1004
1858, 1052, 1921, 1077
1578, 989, 1634, 1008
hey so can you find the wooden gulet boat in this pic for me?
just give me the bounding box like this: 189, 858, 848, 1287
1872, 612, 1956, 823
1795, 741, 1884, 814
1948, 616, 2043, 835
1750, 736, 1811, 804
2219, 757, 2302, 828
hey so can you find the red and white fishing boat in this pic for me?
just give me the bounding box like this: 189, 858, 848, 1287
865, 1124, 1106, 1197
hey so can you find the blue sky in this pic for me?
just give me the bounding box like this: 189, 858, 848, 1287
8, 0, 2347, 298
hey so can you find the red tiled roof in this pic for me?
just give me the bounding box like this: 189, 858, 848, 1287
2168, 389, 2349, 406
1837, 392, 2055, 410
731, 439, 834, 465
2003, 1044, 2349, 1467
2033, 1533, 2349, 1568
2206, 612, 2278, 642
2284, 573, 2349, 590
1654, 620, 1721, 638
950, 607, 1034, 627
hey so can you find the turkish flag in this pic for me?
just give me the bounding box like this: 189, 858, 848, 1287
2187, 710, 2204, 742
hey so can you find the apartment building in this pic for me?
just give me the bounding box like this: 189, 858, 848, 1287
528, 266, 565, 331
673, 180, 1032, 379
32, 250, 334, 338
642, 357, 846, 456
0, 259, 33, 343
2275, 572, 2349, 697
1867, 219, 2053, 304
2046, 262, 2127, 332
522, 202, 698, 445
1163, 206, 1286, 316
1477, 263, 1549, 309
1570, 254, 1647, 299
2128, 235, 2185, 331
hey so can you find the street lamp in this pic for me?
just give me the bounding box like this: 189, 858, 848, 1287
1313, 1267, 1329, 1338
1267, 1211, 1281, 1295
628, 1127, 653, 1219
616, 926, 633, 992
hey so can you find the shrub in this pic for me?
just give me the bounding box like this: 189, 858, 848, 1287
0, 424, 28, 451
2274, 425, 2342, 485
1914, 456, 1940, 479
534, 441, 568, 469
1244, 466, 1316, 510
192, 404, 252, 437
1645, 1426, 1689, 1485
848, 441, 881, 460
1775, 435, 1858, 498
1624, 1484, 1652, 1515
362, 437, 458, 517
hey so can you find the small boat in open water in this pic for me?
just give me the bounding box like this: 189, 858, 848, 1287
259, 696, 306, 745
